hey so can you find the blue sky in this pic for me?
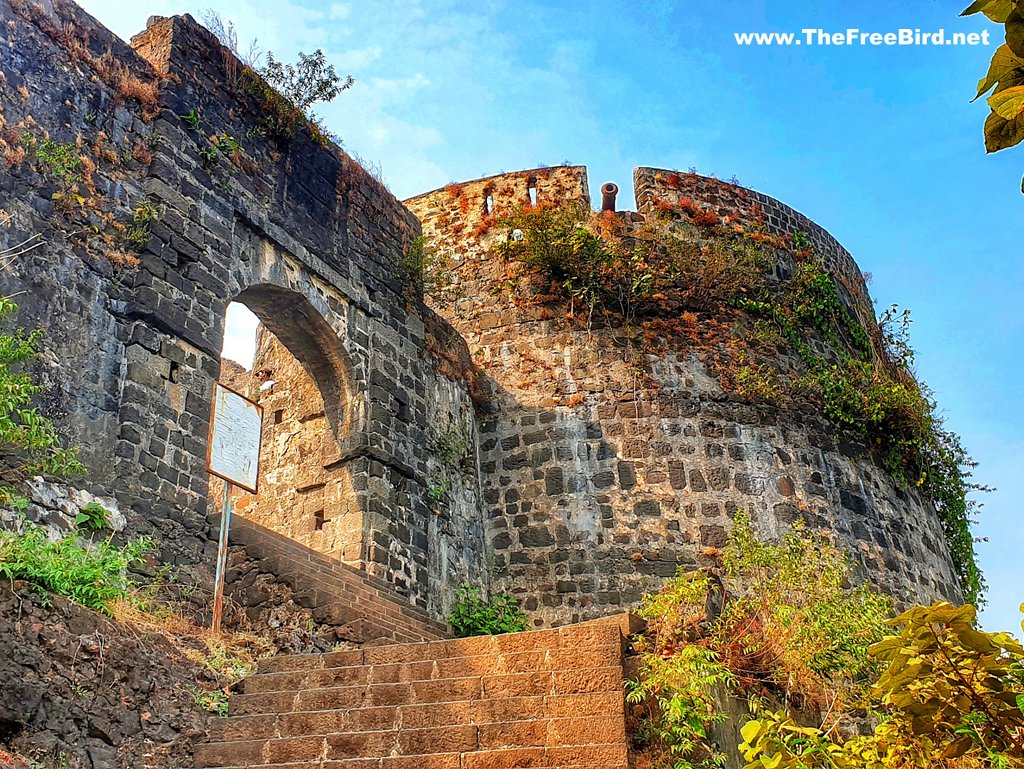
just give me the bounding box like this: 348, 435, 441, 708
79, 0, 1022, 633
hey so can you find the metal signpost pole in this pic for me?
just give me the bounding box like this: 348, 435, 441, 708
211, 480, 233, 633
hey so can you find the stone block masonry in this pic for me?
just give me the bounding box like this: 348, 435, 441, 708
1, 0, 962, 640
0, 0, 484, 616
406, 166, 962, 627
197, 614, 638, 769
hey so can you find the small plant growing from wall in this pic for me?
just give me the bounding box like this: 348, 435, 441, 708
202, 10, 353, 144
426, 480, 451, 514
399, 236, 460, 305
122, 198, 158, 249
0, 295, 84, 510
19, 134, 85, 208
74, 501, 109, 532
447, 585, 528, 637
260, 49, 352, 120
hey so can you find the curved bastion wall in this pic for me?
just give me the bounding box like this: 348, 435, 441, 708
404, 165, 961, 627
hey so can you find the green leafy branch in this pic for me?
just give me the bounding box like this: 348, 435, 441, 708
447, 585, 528, 637
963, 0, 1024, 191
0, 296, 84, 508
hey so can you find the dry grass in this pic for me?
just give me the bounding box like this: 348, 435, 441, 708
10, 3, 163, 121
110, 596, 274, 686
3, 144, 26, 169
130, 138, 153, 165
78, 154, 96, 193
104, 249, 141, 268
115, 72, 160, 117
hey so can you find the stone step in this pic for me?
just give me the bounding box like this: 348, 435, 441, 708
252, 615, 637, 676
214, 693, 628, 742
201, 615, 638, 769
195, 733, 630, 768
204, 755, 622, 769
243, 645, 624, 694
234, 665, 625, 715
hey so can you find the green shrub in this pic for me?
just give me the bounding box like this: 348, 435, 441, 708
244, 49, 352, 142
399, 236, 458, 304
496, 202, 617, 313
738, 602, 1024, 769
447, 585, 529, 637
627, 514, 893, 769
74, 501, 109, 532
495, 202, 774, 321
0, 296, 84, 508
192, 687, 230, 717
30, 136, 81, 185
0, 525, 150, 613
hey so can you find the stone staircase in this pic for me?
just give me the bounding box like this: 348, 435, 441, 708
197, 615, 640, 769
222, 515, 448, 645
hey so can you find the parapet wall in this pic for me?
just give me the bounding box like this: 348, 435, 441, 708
406, 166, 960, 627
633, 167, 876, 331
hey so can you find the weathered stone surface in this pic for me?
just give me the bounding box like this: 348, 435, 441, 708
405, 166, 962, 627
0, 0, 484, 616
0, 0, 961, 638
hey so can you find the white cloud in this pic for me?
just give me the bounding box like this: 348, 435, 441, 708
332, 45, 382, 70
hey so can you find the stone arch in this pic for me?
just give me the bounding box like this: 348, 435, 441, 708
209, 274, 372, 566
234, 283, 359, 452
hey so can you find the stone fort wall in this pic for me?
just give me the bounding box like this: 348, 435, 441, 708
405, 166, 960, 627
0, 0, 961, 630
0, 0, 485, 615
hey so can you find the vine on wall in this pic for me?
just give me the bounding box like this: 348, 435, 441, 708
491, 200, 984, 604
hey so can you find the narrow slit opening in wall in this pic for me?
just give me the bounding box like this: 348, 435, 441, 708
274, 409, 284, 424
527, 180, 537, 207
314, 509, 325, 531
484, 193, 494, 215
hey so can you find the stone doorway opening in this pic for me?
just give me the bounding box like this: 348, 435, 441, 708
209, 287, 362, 565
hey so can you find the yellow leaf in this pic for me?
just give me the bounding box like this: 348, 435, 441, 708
989, 84, 1024, 119
975, 45, 1024, 99
956, 626, 999, 653
941, 735, 974, 759
740, 720, 764, 744
760, 753, 783, 769
961, 0, 1016, 21
984, 109, 1024, 151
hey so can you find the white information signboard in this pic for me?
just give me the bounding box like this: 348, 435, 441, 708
207, 383, 263, 493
